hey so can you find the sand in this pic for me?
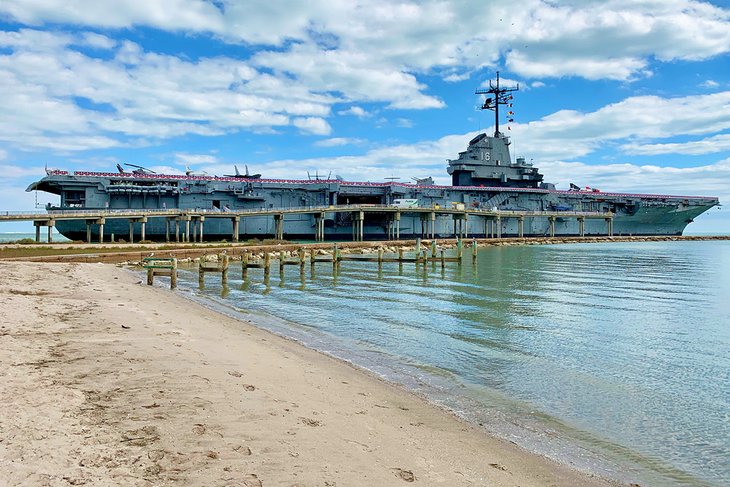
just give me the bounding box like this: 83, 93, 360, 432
0, 261, 620, 486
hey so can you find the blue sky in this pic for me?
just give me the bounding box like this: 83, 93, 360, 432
0, 0, 729, 233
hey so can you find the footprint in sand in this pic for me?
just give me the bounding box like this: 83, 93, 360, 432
489, 463, 508, 472
299, 417, 322, 427
242, 473, 262, 487
227, 370, 244, 377
391, 468, 416, 482
192, 423, 206, 435
243, 384, 256, 391
233, 445, 252, 456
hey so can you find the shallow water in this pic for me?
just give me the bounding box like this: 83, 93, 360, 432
178, 241, 730, 486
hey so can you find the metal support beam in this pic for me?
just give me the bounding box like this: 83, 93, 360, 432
129, 220, 135, 244
518, 217, 524, 238
578, 217, 585, 237
199, 216, 205, 242
184, 218, 190, 243
496, 216, 502, 238
47, 221, 54, 243
35, 223, 40, 243
86, 221, 92, 243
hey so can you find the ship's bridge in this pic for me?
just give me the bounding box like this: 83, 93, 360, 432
447, 133, 545, 188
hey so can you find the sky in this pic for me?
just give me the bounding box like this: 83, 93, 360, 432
1, 0, 729, 233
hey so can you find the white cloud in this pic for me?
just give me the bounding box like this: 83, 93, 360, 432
338, 106, 372, 118
622, 134, 730, 155
509, 90, 730, 161
174, 153, 218, 165
79, 32, 116, 50
395, 118, 414, 128
293, 117, 332, 135
0, 164, 45, 178
3, 0, 729, 84
314, 137, 365, 147
700, 79, 720, 88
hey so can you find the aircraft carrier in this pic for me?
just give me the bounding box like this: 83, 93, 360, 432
27, 75, 719, 241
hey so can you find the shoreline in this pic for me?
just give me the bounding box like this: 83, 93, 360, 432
1, 260, 624, 486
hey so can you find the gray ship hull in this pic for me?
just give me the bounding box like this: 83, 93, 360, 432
51, 202, 714, 242
28, 127, 719, 241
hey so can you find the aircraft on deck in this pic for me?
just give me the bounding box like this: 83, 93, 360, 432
225, 165, 261, 179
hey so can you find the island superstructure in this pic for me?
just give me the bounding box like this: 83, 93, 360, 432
27, 75, 719, 241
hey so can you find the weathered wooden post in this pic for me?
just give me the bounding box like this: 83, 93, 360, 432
310, 248, 316, 270
440, 249, 445, 268
456, 238, 463, 262
143, 257, 177, 289
279, 251, 285, 275
332, 244, 339, 270
377, 248, 384, 270
170, 258, 178, 289
398, 247, 404, 271
198, 258, 205, 286
431, 240, 437, 258
299, 248, 306, 273
242, 251, 249, 279
471, 239, 478, 263
415, 238, 421, 263
264, 252, 271, 278
221, 254, 229, 285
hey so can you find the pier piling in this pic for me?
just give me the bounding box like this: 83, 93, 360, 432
143, 257, 178, 289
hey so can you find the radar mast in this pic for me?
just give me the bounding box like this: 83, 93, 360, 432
475, 71, 519, 138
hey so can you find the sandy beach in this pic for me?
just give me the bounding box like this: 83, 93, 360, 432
0, 261, 620, 486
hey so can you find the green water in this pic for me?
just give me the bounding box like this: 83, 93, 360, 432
179, 241, 730, 486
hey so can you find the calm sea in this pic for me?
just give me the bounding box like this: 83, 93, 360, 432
176, 241, 729, 486
0, 232, 70, 243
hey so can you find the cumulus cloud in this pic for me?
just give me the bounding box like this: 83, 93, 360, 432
174, 153, 218, 165
293, 117, 332, 135
2, 0, 728, 84
622, 134, 730, 155
509, 90, 730, 161
338, 106, 372, 118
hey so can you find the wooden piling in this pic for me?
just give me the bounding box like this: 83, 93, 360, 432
440, 250, 445, 268
310, 248, 316, 270
170, 259, 177, 289
264, 252, 271, 278
143, 257, 177, 289
471, 239, 478, 263
456, 238, 463, 262
242, 251, 249, 279
431, 240, 437, 257
377, 248, 383, 269
221, 254, 229, 285
299, 248, 306, 273
279, 251, 285, 275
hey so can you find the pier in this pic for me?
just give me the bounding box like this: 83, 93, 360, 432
0, 205, 614, 243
